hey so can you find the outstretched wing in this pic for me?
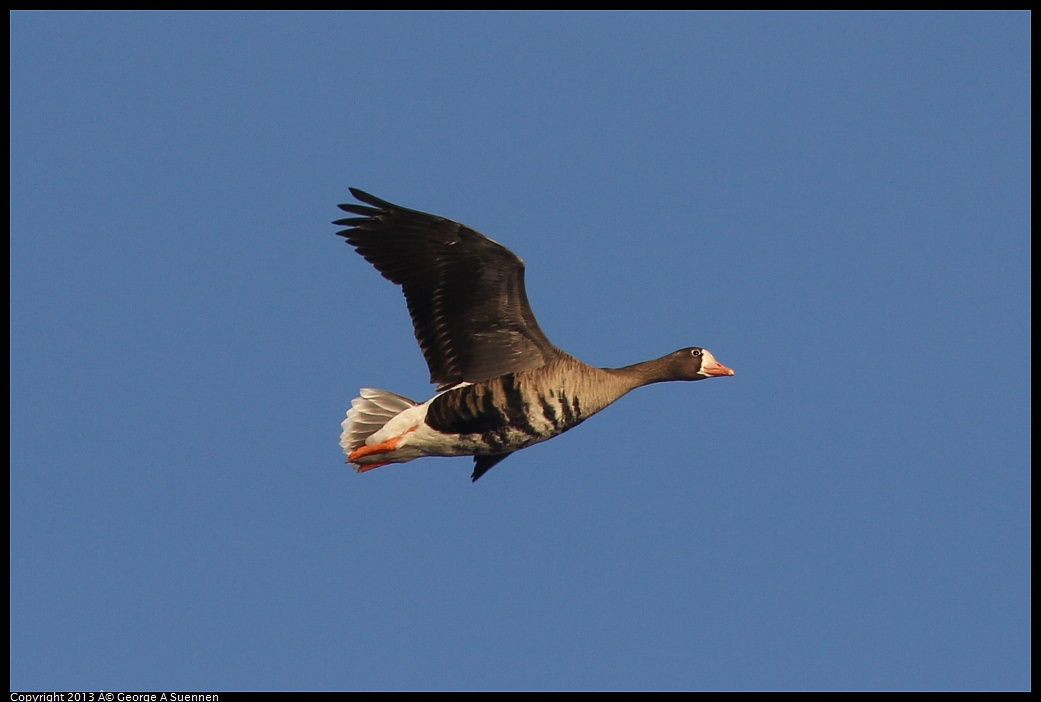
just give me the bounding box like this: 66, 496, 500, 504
334, 188, 561, 390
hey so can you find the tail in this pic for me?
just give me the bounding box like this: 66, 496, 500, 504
340, 388, 418, 457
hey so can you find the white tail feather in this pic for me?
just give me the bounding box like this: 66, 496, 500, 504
340, 388, 417, 455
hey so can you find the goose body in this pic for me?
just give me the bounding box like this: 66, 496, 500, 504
335, 189, 734, 481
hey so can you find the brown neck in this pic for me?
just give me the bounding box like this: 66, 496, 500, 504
607, 356, 682, 387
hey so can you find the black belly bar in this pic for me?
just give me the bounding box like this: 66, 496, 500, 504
426, 375, 585, 451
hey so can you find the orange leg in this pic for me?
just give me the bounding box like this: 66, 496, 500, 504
348, 427, 416, 472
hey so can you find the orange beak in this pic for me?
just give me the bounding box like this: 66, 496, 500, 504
702, 359, 735, 377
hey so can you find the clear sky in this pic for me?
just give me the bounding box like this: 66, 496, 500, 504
10, 11, 1030, 692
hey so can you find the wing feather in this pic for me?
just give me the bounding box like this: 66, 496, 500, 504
334, 189, 561, 389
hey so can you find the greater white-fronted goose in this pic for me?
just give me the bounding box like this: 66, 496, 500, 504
334, 188, 734, 481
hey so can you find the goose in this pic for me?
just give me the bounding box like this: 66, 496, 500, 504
334, 188, 734, 481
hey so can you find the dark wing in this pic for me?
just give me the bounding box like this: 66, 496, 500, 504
472, 453, 513, 482
334, 188, 561, 390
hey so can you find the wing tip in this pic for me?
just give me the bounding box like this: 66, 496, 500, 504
348, 187, 392, 210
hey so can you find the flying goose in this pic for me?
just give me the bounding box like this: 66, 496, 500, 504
334, 188, 734, 481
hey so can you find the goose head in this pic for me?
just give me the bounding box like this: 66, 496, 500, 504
660, 347, 735, 381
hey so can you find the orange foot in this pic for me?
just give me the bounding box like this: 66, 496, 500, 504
356, 461, 391, 473
348, 427, 416, 472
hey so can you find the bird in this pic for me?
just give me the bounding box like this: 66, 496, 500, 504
334, 188, 734, 481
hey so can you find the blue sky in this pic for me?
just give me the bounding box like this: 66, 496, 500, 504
10, 11, 1030, 691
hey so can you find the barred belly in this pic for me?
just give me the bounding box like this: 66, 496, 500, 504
424, 373, 588, 455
